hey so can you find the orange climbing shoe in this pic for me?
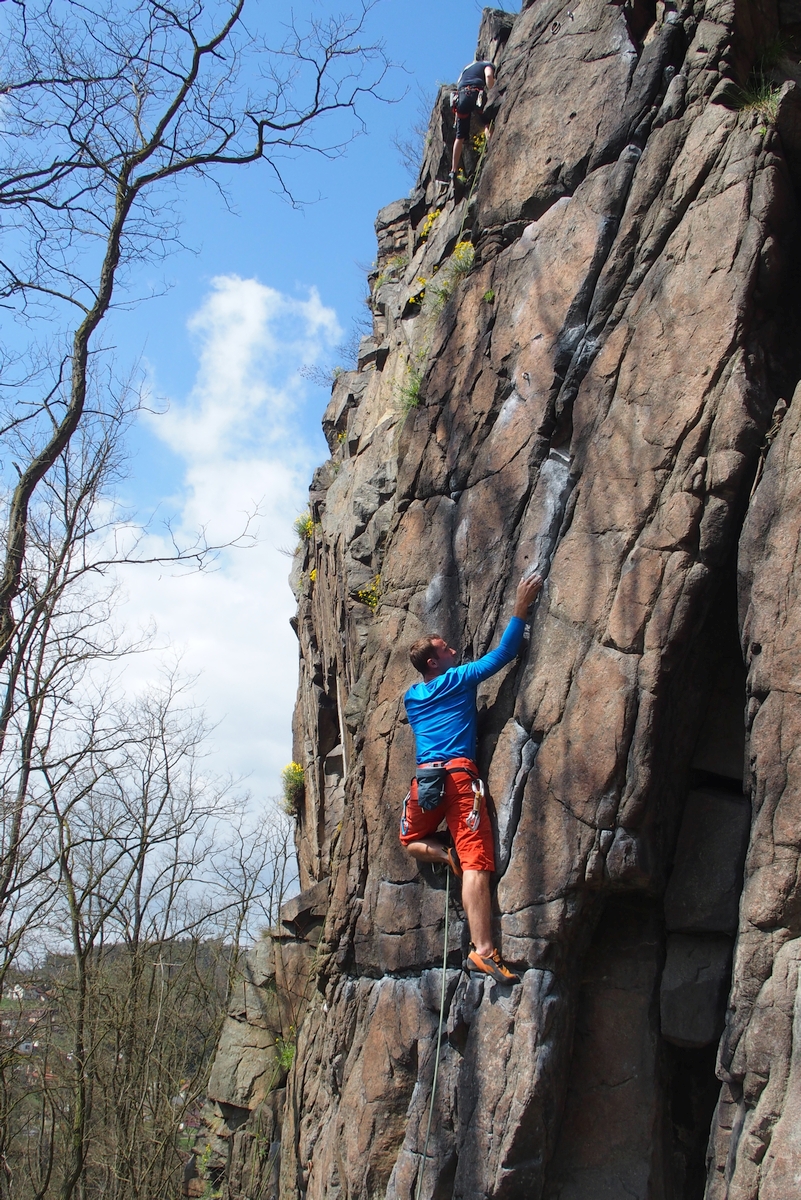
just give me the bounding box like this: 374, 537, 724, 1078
444, 845, 462, 878
467, 948, 520, 985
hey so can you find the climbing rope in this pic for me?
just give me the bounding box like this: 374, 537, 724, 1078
415, 865, 451, 1200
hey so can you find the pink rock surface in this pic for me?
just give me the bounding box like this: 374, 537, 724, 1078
206, 3, 801, 1197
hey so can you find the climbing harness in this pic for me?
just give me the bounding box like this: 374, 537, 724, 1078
451, 83, 484, 130
415, 865, 451, 1200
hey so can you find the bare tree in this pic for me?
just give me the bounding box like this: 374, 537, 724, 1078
0, 403, 135, 1009
0, 405, 295, 1200
0, 335, 297, 1200
0, 664, 294, 1200
393, 84, 434, 182
0, 7, 378, 1190
0, 0, 391, 667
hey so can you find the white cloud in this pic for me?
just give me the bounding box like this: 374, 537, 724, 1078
115, 276, 340, 803
154, 276, 340, 466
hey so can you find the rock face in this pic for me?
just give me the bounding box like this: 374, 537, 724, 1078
207, 2, 801, 1197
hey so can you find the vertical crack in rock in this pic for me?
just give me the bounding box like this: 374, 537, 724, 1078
527, 447, 575, 581
494, 729, 542, 878
706, 380, 801, 1198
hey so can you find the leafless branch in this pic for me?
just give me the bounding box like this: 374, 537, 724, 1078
0, 0, 394, 664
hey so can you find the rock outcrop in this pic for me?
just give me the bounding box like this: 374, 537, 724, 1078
206, 2, 801, 1197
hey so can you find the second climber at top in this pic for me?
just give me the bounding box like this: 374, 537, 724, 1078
400, 572, 543, 985
450, 55, 496, 186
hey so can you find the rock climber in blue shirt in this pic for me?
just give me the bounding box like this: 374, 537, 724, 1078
401, 573, 542, 984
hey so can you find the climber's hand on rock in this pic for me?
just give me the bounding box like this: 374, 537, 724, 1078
514, 573, 543, 617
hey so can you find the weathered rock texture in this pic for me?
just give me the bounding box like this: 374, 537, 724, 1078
207, 2, 801, 1197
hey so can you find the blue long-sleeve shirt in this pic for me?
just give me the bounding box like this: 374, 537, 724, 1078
404, 617, 525, 764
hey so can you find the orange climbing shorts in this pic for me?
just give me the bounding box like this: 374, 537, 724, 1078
399, 756, 495, 873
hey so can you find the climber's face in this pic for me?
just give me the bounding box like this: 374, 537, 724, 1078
426, 638, 458, 676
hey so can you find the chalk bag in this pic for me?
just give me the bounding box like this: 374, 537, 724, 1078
416, 766, 448, 812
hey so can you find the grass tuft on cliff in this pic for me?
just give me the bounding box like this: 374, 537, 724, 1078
425, 240, 475, 315
293, 511, 315, 542
736, 36, 789, 123
738, 77, 780, 122
397, 364, 423, 413
281, 762, 304, 815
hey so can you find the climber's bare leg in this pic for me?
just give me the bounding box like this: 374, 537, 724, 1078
405, 843, 493, 957
406, 837, 451, 865
462, 869, 492, 957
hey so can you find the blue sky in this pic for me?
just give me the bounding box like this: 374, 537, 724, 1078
119, 1, 507, 481
107, 0, 519, 805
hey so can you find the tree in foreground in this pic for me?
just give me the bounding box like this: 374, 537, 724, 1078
0, 2, 385, 1194
0, 0, 390, 665
0, 665, 296, 1200
0, 400, 296, 1196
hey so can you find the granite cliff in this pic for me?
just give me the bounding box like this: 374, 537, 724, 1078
202, 1, 801, 1197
